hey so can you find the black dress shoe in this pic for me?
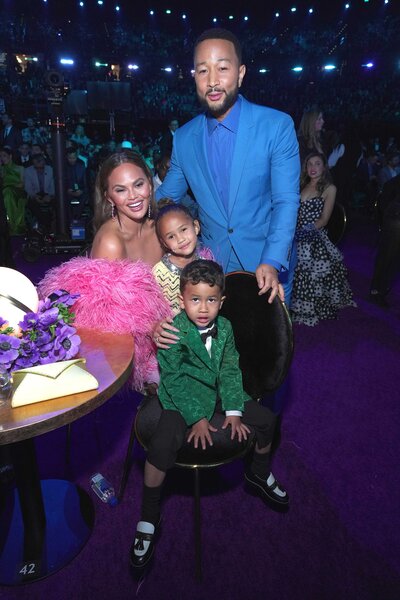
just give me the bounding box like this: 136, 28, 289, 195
130, 518, 161, 569
244, 469, 289, 506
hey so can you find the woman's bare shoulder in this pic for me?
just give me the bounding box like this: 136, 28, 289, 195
91, 222, 126, 259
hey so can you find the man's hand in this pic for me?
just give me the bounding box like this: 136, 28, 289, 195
255, 264, 284, 303
187, 418, 218, 450
222, 416, 251, 442
153, 317, 180, 349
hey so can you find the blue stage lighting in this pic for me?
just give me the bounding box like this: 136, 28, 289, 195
324, 64, 336, 71
149, 10, 154, 16
128, 64, 139, 70
244, 16, 249, 21
97, 0, 103, 5
182, 14, 186, 19
291, 7, 297, 12
275, 12, 280, 17
309, 8, 314, 14
292, 66, 303, 72
362, 62, 374, 68
164, 67, 172, 72
345, 3, 350, 8
165, 9, 171, 14
60, 58, 74, 65
79, 1, 84, 6
259, 69, 268, 73
213, 17, 217, 23
228, 15, 234, 20
115, 5, 120, 11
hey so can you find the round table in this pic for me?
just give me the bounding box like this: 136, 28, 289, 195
0, 328, 134, 585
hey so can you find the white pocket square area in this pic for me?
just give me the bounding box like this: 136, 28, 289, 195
11, 358, 99, 408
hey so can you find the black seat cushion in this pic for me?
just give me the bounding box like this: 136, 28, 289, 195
135, 395, 255, 468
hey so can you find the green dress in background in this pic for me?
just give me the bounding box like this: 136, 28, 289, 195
1, 162, 26, 235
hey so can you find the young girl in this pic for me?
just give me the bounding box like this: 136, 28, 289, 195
291, 152, 356, 326
153, 199, 214, 314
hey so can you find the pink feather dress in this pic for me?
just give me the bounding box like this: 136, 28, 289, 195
38, 257, 172, 391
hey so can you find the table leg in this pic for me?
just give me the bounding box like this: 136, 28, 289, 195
0, 438, 95, 585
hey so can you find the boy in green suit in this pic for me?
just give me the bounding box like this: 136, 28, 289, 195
131, 260, 288, 568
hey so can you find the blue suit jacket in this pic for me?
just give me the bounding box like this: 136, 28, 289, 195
156, 96, 300, 273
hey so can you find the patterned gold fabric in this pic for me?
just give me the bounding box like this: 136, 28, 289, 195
152, 257, 181, 315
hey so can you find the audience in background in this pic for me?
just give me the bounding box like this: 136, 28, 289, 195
24, 153, 55, 232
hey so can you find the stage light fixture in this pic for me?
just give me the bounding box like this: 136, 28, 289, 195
128, 64, 139, 70
291, 7, 297, 12
324, 64, 336, 71
275, 12, 280, 17
97, 0, 103, 5
115, 5, 120, 11
362, 62, 374, 68
79, 1, 84, 5
345, 3, 350, 8
182, 14, 186, 19
259, 69, 268, 73
165, 9, 171, 14
213, 17, 217, 23
164, 67, 172, 72
309, 8, 314, 14
229, 15, 233, 20
292, 66, 303, 72
60, 58, 74, 65
244, 16, 249, 21
149, 10, 154, 15
95, 61, 108, 67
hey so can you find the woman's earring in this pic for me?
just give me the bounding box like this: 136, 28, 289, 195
148, 202, 151, 219
111, 203, 116, 220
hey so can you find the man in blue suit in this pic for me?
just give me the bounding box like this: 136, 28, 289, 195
156, 28, 300, 310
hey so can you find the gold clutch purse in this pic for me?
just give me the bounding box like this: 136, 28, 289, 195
11, 358, 99, 408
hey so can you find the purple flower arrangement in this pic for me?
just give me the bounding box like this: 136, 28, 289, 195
0, 290, 81, 373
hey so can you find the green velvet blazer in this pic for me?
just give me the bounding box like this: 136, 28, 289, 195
157, 311, 250, 426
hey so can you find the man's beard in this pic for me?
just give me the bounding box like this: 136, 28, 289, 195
197, 87, 239, 119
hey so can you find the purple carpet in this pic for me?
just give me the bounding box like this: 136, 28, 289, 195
3, 215, 400, 600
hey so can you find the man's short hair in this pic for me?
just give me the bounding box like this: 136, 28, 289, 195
194, 28, 242, 65
180, 260, 225, 293
66, 147, 78, 157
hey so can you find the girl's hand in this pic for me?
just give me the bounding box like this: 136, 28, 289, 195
153, 316, 179, 349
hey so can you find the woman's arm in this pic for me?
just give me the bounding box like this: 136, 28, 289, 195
315, 184, 337, 229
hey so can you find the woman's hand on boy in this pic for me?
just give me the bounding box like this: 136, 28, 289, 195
153, 317, 180, 349
187, 418, 218, 450
222, 416, 251, 442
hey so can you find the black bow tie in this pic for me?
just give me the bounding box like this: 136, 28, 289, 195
200, 324, 218, 344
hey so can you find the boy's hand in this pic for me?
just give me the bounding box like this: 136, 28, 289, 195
222, 416, 251, 442
187, 418, 218, 450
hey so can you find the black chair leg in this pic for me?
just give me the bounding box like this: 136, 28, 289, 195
193, 468, 202, 581
118, 418, 137, 501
